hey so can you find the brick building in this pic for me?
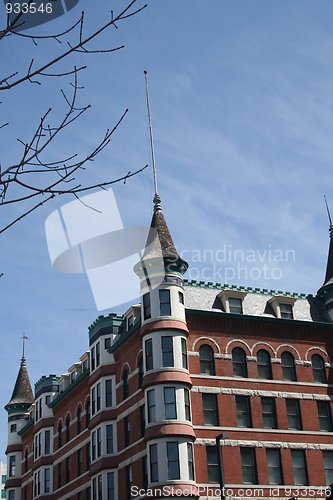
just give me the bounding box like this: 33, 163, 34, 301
4, 194, 333, 499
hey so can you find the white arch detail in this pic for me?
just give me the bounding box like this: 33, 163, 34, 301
252, 342, 276, 357
305, 347, 330, 363
225, 339, 251, 355
276, 344, 301, 360
192, 336, 221, 354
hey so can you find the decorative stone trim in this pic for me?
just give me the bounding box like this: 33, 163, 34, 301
191, 385, 333, 401
194, 438, 333, 450
247, 356, 257, 362
271, 358, 281, 364
188, 352, 199, 357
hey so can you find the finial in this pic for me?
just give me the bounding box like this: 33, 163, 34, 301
21, 334, 28, 360
324, 195, 333, 237
144, 70, 159, 206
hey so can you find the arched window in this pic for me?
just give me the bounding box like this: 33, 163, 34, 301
281, 352, 296, 381
232, 347, 247, 377
123, 370, 129, 399
57, 421, 62, 449
257, 350, 273, 379
312, 354, 327, 383
85, 401, 90, 428
24, 448, 28, 473
199, 345, 215, 375
77, 406, 82, 435
138, 357, 144, 388
65, 415, 70, 443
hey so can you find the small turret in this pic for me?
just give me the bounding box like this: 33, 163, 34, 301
5, 355, 34, 498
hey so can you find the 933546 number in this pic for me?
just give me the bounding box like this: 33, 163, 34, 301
5, 2, 53, 14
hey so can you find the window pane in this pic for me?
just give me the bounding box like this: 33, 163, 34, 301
317, 401, 332, 432
167, 442, 180, 480
150, 444, 158, 482
324, 451, 333, 485
162, 336, 174, 367
267, 449, 283, 485
281, 352, 296, 381
188, 443, 194, 481
145, 339, 153, 371
280, 303, 293, 319
262, 398, 277, 429
232, 348, 247, 377
203, 394, 219, 426
182, 338, 188, 369
206, 446, 219, 483
312, 355, 327, 383
147, 389, 156, 423
257, 350, 273, 379
229, 297, 243, 314
164, 387, 177, 419
236, 396, 252, 428
159, 289, 171, 316
199, 345, 215, 375
143, 292, 151, 320
286, 400, 302, 430
241, 448, 258, 484
291, 450, 308, 485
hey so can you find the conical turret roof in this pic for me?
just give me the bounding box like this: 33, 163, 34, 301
138, 194, 188, 275
6, 356, 34, 408
323, 225, 333, 287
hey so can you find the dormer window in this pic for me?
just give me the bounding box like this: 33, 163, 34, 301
127, 315, 134, 330
280, 303, 293, 319
217, 290, 246, 315
268, 296, 296, 319
229, 297, 243, 315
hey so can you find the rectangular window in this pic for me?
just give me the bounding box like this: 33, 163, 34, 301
10, 424, 16, 433
280, 303, 293, 319
188, 443, 194, 481
145, 339, 153, 371
124, 415, 131, 447
106, 424, 114, 454
77, 448, 82, 477
150, 444, 158, 482
127, 315, 134, 329
98, 474, 102, 500
143, 456, 148, 490
203, 393, 219, 426
286, 399, 302, 430
86, 442, 90, 470
159, 289, 171, 315
179, 291, 184, 304
104, 337, 111, 350
44, 429, 51, 455
291, 450, 308, 485
266, 449, 283, 485
91, 386, 96, 416
206, 445, 219, 483
181, 338, 188, 369
140, 404, 146, 437
91, 346, 96, 371
143, 292, 151, 320
8, 492, 15, 500
164, 387, 177, 419
324, 451, 333, 485
96, 383, 101, 412
184, 389, 191, 421
92, 430, 96, 461
241, 448, 258, 484
236, 396, 252, 428
45, 395, 51, 406
147, 389, 156, 423
96, 342, 100, 367
261, 397, 277, 429
162, 336, 174, 367
229, 297, 243, 314
57, 462, 62, 488
9, 456, 15, 477
65, 456, 70, 483
126, 465, 132, 500
107, 471, 115, 500
92, 477, 97, 500
105, 379, 113, 407
44, 467, 50, 493
167, 442, 180, 480
97, 427, 102, 457
317, 401, 333, 432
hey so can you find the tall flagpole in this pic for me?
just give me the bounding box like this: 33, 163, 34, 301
144, 70, 160, 206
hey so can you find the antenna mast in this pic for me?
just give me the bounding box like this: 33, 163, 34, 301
324, 195, 333, 227
144, 70, 159, 203
21, 334, 28, 359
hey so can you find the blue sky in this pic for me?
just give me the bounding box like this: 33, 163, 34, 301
1, 0, 333, 459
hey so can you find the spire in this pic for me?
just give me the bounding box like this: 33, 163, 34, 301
324, 195, 333, 285
6, 356, 34, 409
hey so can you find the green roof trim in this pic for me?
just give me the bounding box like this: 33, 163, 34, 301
18, 418, 33, 436
49, 369, 89, 408
35, 374, 59, 392
107, 320, 141, 354
183, 279, 310, 299
88, 313, 124, 338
